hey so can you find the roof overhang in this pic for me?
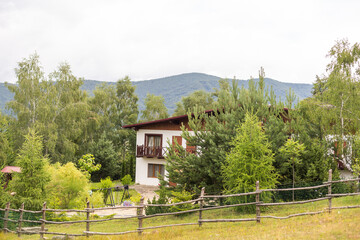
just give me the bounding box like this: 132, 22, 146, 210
122, 109, 214, 130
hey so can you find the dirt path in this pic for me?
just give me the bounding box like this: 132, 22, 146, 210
131, 184, 159, 202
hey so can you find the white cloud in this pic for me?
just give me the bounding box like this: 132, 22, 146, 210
1, 0, 360, 84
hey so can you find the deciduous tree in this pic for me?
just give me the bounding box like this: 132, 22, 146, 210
173, 90, 214, 116
141, 93, 168, 121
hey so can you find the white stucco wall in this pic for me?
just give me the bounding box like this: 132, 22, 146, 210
339, 169, 354, 180
135, 129, 188, 186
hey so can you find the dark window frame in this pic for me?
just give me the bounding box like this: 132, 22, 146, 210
148, 163, 165, 178
145, 134, 163, 148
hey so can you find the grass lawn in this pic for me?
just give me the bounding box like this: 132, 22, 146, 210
1, 195, 360, 239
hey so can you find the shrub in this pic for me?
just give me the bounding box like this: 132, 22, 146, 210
130, 194, 141, 205
46, 162, 90, 209
145, 194, 170, 215
145, 187, 197, 216
121, 174, 132, 186
88, 191, 104, 208
170, 189, 197, 214
100, 177, 114, 202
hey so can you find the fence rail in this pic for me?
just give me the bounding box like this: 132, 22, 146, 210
1, 169, 360, 238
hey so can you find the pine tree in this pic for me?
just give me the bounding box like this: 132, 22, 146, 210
10, 130, 50, 210
166, 68, 284, 194
279, 138, 305, 201
222, 113, 278, 207
89, 133, 118, 182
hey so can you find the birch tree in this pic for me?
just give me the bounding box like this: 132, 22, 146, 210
314, 39, 360, 168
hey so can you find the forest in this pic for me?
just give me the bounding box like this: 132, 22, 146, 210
1, 39, 360, 210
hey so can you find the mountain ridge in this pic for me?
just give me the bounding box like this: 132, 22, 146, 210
0, 72, 313, 115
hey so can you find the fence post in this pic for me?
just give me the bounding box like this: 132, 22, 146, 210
198, 187, 205, 227
328, 169, 332, 213
86, 201, 90, 238
3, 202, 10, 233
17, 203, 24, 237
40, 202, 46, 240
137, 196, 144, 235
256, 181, 261, 223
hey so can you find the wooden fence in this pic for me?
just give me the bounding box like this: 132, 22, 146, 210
1, 169, 360, 238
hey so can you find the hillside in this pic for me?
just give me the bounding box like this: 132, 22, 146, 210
0, 83, 14, 115
0, 73, 313, 115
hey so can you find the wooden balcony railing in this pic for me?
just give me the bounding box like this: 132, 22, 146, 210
136, 145, 167, 158
136, 145, 197, 158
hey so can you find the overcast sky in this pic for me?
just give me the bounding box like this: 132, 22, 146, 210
1, 0, 360, 84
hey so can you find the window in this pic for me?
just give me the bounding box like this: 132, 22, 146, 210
145, 134, 162, 148
172, 136, 182, 146
148, 164, 164, 178
145, 134, 162, 156
186, 140, 196, 154
172, 136, 182, 153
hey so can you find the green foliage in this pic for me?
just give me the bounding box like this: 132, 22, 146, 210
6, 54, 90, 164
279, 138, 306, 201
0, 172, 11, 208
121, 174, 132, 186
145, 184, 196, 215
166, 68, 284, 194
129, 194, 142, 205
312, 39, 360, 168
0, 113, 15, 166
222, 113, 278, 210
85, 77, 138, 180
279, 139, 306, 180
289, 98, 336, 183
10, 129, 50, 210
78, 154, 101, 179
100, 177, 114, 201
46, 162, 90, 209
89, 133, 118, 182
88, 191, 104, 208
141, 93, 169, 121
116, 76, 139, 126
100, 176, 114, 189
173, 90, 214, 116
169, 189, 196, 213
351, 134, 360, 176
145, 194, 169, 215
145, 176, 171, 215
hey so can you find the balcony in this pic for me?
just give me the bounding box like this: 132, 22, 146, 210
136, 145, 167, 158
136, 145, 197, 158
